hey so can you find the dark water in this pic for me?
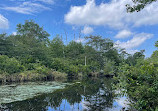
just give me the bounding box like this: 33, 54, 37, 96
1, 78, 130, 111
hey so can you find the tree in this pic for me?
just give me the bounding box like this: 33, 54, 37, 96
65, 41, 84, 59
0, 34, 13, 56
85, 35, 120, 68
151, 50, 158, 58
17, 20, 50, 43
126, 0, 157, 12
85, 35, 113, 52
2, 20, 51, 64
126, 50, 145, 66
49, 35, 64, 58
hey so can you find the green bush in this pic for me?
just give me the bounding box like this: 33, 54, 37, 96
50, 58, 65, 71
0, 55, 25, 74
78, 65, 91, 75
104, 61, 115, 75
117, 60, 158, 111
35, 65, 51, 75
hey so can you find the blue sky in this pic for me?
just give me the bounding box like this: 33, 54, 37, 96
0, 0, 158, 57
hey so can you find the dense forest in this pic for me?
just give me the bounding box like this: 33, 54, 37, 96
0, 20, 158, 110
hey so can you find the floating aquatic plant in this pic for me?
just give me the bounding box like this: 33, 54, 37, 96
0, 81, 69, 104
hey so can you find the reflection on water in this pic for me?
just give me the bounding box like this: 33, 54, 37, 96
1, 78, 130, 111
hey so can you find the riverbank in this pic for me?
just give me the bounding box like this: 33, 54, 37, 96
0, 71, 115, 84
0, 70, 67, 84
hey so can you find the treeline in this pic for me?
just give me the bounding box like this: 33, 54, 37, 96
0, 20, 146, 80
0, 20, 122, 81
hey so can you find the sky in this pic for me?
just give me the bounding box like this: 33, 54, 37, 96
0, 0, 158, 57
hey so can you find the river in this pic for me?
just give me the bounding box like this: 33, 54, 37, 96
0, 78, 131, 111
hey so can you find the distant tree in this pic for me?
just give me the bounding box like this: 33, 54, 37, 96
126, 0, 157, 12
151, 41, 158, 58
17, 20, 50, 43
0, 34, 13, 56
155, 41, 158, 48
3, 20, 51, 63
151, 50, 158, 58
49, 35, 64, 58
85, 35, 121, 68
126, 50, 145, 66
65, 41, 84, 59
85, 35, 113, 52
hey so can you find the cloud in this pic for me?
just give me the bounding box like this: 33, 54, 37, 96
2, 1, 51, 15
12, 32, 17, 35
115, 30, 132, 39
9, 0, 54, 4
126, 49, 139, 54
65, 0, 158, 29
116, 96, 130, 108
34, 0, 54, 4
75, 38, 86, 43
0, 14, 9, 29
81, 26, 94, 35
115, 33, 153, 50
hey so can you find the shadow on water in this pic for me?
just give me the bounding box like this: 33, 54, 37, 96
1, 78, 130, 111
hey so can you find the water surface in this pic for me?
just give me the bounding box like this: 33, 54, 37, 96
0, 78, 130, 111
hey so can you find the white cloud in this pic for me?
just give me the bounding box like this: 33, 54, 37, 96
126, 49, 139, 54
34, 0, 54, 4
65, 0, 158, 29
9, 0, 54, 4
115, 33, 153, 50
0, 14, 9, 29
81, 26, 94, 35
12, 32, 17, 35
115, 96, 130, 108
115, 30, 132, 39
3, 1, 51, 15
75, 38, 85, 43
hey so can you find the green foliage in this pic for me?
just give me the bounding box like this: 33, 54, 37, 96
50, 58, 80, 77
0, 34, 14, 56
49, 35, 64, 58
1, 20, 158, 110
85, 35, 121, 69
117, 59, 158, 110
0, 22, 122, 79
104, 60, 115, 75
126, 0, 157, 12
65, 41, 84, 59
0, 55, 25, 74
17, 20, 50, 42
126, 50, 145, 66
151, 50, 158, 58
78, 65, 91, 75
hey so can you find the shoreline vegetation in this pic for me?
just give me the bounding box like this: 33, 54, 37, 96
0, 70, 67, 84
0, 20, 158, 110
0, 20, 116, 84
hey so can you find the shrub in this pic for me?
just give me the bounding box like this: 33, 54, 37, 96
104, 61, 115, 76
0, 55, 25, 74
117, 61, 158, 111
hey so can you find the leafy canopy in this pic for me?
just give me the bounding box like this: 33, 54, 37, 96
17, 20, 50, 42
127, 0, 157, 12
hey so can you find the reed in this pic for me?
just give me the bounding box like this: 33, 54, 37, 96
0, 70, 67, 83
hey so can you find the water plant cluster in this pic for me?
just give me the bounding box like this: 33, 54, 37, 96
0, 81, 68, 104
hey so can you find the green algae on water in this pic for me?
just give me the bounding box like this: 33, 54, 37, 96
0, 81, 69, 104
